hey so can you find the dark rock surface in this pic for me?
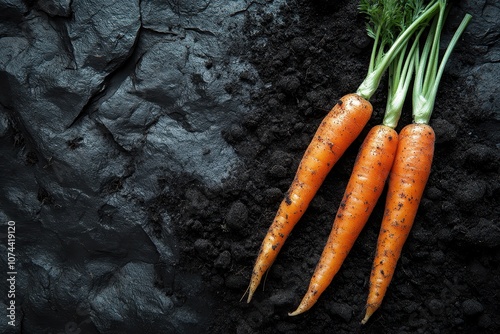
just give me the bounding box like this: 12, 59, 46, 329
1, 0, 499, 333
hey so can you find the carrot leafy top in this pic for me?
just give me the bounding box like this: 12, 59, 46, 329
412, 2, 472, 124
356, 0, 440, 101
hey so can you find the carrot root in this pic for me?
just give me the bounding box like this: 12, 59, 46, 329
362, 123, 435, 324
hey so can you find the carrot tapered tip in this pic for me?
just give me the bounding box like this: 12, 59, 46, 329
246, 284, 255, 303
288, 308, 302, 317
288, 300, 311, 316
361, 305, 377, 325
246, 291, 253, 303
241, 283, 254, 303
361, 313, 371, 325
288, 288, 319, 316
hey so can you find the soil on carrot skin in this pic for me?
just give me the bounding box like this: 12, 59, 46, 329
164, 1, 500, 333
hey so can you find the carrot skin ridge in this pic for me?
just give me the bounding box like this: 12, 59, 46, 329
247, 93, 373, 303
362, 123, 435, 324
289, 124, 399, 316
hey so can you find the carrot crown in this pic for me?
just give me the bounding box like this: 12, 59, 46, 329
412, 1, 472, 124
357, 0, 440, 101
382, 37, 417, 129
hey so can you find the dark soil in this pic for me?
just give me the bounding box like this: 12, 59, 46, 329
164, 1, 500, 333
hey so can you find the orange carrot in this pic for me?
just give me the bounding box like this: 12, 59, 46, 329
246, 0, 442, 304
362, 123, 434, 323
361, 9, 471, 324
246, 94, 372, 302
289, 124, 399, 316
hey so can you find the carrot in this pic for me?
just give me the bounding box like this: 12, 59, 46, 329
362, 123, 434, 323
362, 8, 472, 324
246, 0, 441, 303
288, 11, 423, 316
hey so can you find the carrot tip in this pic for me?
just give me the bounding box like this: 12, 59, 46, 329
361, 305, 376, 325
246, 289, 254, 304
288, 303, 308, 317
241, 284, 253, 303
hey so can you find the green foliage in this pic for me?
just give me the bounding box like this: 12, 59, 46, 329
359, 0, 405, 45
412, 6, 472, 124
356, 0, 441, 100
